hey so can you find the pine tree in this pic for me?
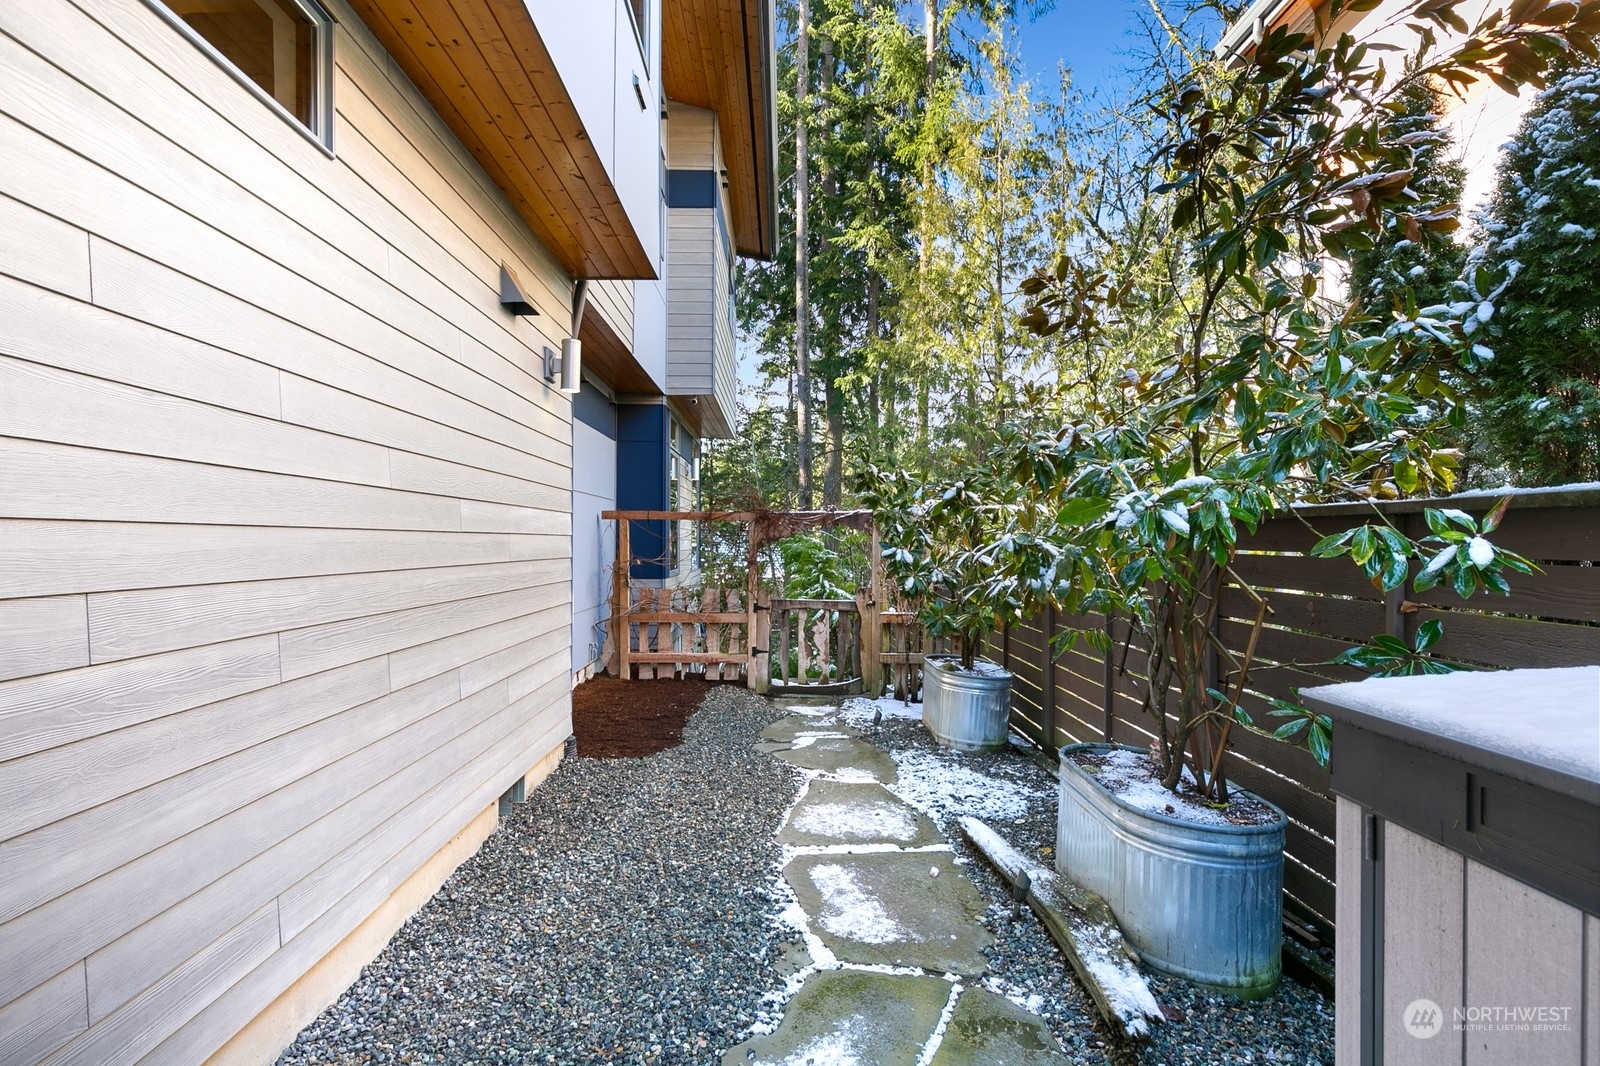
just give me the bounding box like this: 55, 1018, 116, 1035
1346, 81, 1467, 315
1469, 61, 1600, 486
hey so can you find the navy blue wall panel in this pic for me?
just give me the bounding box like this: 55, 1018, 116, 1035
617, 404, 670, 579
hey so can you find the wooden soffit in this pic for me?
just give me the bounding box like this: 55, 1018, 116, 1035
662, 0, 778, 260
580, 303, 658, 395
350, 0, 655, 279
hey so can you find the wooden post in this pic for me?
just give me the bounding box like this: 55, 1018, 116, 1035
751, 589, 772, 694
857, 588, 883, 698
745, 518, 762, 692
615, 518, 631, 681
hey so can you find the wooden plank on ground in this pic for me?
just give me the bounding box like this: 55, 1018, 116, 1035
959, 817, 1164, 1040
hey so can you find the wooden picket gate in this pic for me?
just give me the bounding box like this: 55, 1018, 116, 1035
601, 508, 942, 697
611, 586, 751, 681
767, 598, 861, 692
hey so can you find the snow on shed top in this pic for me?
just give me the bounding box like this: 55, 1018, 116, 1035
1304, 667, 1600, 794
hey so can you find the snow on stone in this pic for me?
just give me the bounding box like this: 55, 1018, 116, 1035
912, 983, 964, 1066
887, 749, 1048, 824
826, 767, 882, 784
788, 730, 851, 750
839, 696, 923, 727
807, 863, 910, 944
790, 801, 919, 842
774, 1023, 862, 1066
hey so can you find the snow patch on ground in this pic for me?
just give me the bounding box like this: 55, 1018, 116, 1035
887, 749, 1049, 824
838, 696, 923, 727
791, 801, 919, 841
808, 863, 910, 944
982, 975, 1045, 1015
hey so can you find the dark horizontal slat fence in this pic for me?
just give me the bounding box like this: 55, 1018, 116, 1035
996, 488, 1600, 945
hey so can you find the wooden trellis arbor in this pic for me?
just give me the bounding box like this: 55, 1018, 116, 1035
600, 509, 929, 696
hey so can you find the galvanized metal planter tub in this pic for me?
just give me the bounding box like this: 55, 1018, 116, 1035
1056, 742, 1286, 998
921, 654, 1012, 752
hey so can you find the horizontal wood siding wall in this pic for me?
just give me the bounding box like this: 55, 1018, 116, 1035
665, 207, 717, 394
711, 205, 737, 434
997, 491, 1600, 947
588, 279, 635, 359
0, 2, 578, 1063
665, 102, 716, 399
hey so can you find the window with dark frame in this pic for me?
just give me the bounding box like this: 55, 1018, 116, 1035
152, 0, 333, 146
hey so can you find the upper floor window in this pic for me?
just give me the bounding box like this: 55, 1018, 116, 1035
151, 0, 334, 149
626, 0, 650, 68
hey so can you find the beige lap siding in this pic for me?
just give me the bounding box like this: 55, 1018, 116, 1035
0, 1, 579, 1063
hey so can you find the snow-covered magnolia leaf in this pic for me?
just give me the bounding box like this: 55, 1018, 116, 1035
1417, 543, 1457, 584
1467, 536, 1495, 567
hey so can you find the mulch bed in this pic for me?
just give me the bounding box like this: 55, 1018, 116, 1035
571, 675, 737, 757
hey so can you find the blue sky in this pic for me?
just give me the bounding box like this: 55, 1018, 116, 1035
1012, 0, 1154, 96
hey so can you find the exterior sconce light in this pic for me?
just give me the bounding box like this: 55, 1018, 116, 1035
499, 263, 538, 317
540, 278, 588, 395
541, 339, 582, 394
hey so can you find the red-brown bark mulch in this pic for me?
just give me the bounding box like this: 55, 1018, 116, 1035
570, 675, 730, 758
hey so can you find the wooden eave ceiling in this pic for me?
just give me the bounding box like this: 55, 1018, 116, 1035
580, 306, 658, 395
351, 0, 655, 280
662, 0, 778, 260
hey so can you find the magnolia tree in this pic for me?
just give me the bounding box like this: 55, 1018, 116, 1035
873, 0, 1593, 801
860, 433, 1046, 671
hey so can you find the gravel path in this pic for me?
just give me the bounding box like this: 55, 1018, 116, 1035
277, 684, 796, 1066
278, 685, 1333, 1066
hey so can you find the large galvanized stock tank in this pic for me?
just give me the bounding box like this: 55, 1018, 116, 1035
921, 654, 1013, 752
1056, 742, 1286, 998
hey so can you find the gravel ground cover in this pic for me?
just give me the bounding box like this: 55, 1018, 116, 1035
842, 699, 1336, 1066
278, 684, 1333, 1066
277, 684, 796, 1066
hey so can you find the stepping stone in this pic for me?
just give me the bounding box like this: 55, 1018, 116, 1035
759, 716, 861, 747
778, 780, 942, 849
770, 736, 898, 783
928, 988, 1072, 1066
784, 852, 993, 975
720, 969, 952, 1066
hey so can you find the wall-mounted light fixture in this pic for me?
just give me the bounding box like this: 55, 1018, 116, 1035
541, 342, 582, 393
499, 262, 538, 317
539, 278, 588, 395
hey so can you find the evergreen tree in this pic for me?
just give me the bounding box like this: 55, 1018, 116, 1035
1469, 61, 1600, 486
1346, 81, 1467, 315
